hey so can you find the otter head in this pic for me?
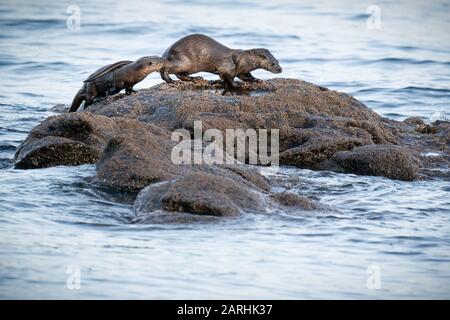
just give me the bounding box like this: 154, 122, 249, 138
249, 48, 282, 74
135, 56, 165, 74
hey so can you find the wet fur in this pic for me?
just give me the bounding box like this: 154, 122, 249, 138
160, 34, 282, 90
69, 57, 164, 112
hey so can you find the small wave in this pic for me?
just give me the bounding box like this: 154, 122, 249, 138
385, 86, 450, 101
400, 86, 450, 94
0, 144, 17, 151
0, 158, 14, 169
0, 126, 29, 134
380, 250, 422, 256
0, 33, 14, 39
166, 0, 257, 9
297, 58, 329, 63
347, 13, 370, 21
174, 28, 302, 43
18, 92, 46, 98
221, 32, 300, 41
6, 61, 71, 74
379, 43, 450, 55
396, 45, 420, 52
0, 18, 63, 29
364, 57, 450, 66
352, 87, 387, 94
56, 220, 121, 229
90, 23, 158, 35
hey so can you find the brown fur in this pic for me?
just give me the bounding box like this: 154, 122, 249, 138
160, 34, 282, 89
69, 56, 164, 112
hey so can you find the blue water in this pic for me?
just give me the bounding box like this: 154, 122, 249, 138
0, 0, 449, 299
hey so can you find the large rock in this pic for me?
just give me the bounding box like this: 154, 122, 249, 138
14, 113, 116, 168
14, 78, 449, 220
321, 144, 421, 181
87, 78, 430, 179
93, 115, 270, 193
134, 172, 266, 218
14, 136, 98, 169
16, 79, 449, 180
89, 79, 384, 127
95, 119, 180, 191
88, 80, 398, 159
133, 172, 328, 221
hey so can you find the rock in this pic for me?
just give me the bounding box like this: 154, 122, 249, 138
403, 117, 426, 126
321, 144, 420, 181
87, 79, 404, 171
280, 136, 366, 168
14, 112, 117, 168
221, 164, 270, 191
95, 120, 183, 191
88, 79, 385, 128
272, 192, 323, 211
13, 108, 272, 197
49, 104, 70, 113
415, 124, 437, 134
134, 171, 266, 217
14, 77, 450, 223
14, 136, 99, 169
15, 78, 449, 222
403, 116, 437, 134
94, 117, 270, 193
398, 120, 449, 177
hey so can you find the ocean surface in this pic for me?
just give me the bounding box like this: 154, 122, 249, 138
0, 0, 449, 299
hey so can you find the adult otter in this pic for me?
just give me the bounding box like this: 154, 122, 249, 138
160, 34, 282, 90
69, 56, 164, 112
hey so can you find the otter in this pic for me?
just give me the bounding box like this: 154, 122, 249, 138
69, 56, 164, 112
160, 34, 282, 90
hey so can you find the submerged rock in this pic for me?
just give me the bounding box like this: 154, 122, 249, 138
134, 172, 266, 217
271, 192, 324, 211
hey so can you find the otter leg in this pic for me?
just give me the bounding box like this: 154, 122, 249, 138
220, 75, 241, 95
222, 74, 239, 90
108, 87, 122, 96
125, 86, 135, 95
69, 87, 86, 112
175, 73, 204, 82
84, 83, 97, 109
160, 69, 173, 83
84, 100, 95, 110
175, 73, 191, 81
84, 96, 96, 109
238, 72, 262, 82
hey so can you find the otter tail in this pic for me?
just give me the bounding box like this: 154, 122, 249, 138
69, 85, 86, 112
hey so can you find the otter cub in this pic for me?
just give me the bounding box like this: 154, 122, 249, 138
69, 56, 164, 112
160, 34, 282, 90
